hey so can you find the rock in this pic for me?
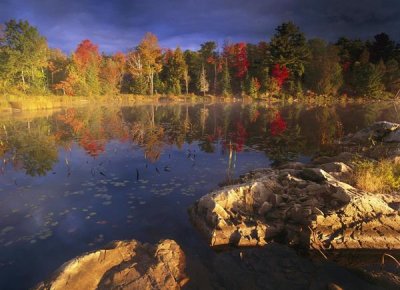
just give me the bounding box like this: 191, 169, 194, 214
299, 168, 329, 183
311, 196, 400, 250
327, 283, 343, 290
319, 162, 352, 174
35, 239, 187, 290
258, 201, 273, 215
343, 121, 400, 144
277, 161, 306, 170
383, 129, 400, 143
364, 271, 400, 289
189, 164, 400, 250
313, 152, 355, 165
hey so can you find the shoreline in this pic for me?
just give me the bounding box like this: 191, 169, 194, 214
1, 93, 399, 113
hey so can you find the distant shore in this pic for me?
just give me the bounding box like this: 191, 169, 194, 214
1, 93, 399, 113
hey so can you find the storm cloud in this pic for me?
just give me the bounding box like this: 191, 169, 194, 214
0, 0, 398, 53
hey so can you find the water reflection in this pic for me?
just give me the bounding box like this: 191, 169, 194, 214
0, 101, 399, 289
5, 101, 399, 176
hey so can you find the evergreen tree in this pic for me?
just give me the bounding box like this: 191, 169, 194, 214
220, 59, 231, 96
163, 47, 187, 95
369, 33, 396, 63
351, 61, 385, 98
269, 22, 310, 93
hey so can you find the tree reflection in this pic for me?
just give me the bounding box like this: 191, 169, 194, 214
1, 120, 58, 176
1, 102, 399, 176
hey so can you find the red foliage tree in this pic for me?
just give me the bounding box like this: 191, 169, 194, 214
233, 43, 249, 79
224, 42, 249, 79
270, 112, 287, 136
74, 39, 101, 70
271, 64, 289, 88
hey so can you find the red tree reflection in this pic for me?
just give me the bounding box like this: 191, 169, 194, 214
270, 112, 287, 136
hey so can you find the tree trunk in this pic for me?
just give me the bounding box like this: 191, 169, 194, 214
150, 70, 154, 96
21, 70, 26, 93
214, 63, 217, 95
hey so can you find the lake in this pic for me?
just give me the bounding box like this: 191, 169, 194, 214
0, 101, 399, 289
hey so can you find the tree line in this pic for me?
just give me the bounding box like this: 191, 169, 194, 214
1, 19, 400, 99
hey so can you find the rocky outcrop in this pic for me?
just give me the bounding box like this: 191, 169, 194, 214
189, 164, 400, 250
342, 121, 400, 144
36, 239, 187, 290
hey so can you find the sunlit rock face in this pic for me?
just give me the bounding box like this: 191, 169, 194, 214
189, 164, 400, 250
36, 239, 187, 290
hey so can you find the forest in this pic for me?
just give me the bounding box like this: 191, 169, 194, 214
1, 19, 400, 99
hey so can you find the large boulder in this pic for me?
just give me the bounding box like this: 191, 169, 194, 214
343, 121, 400, 144
189, 166, 400, 250
36, 239, 187, 290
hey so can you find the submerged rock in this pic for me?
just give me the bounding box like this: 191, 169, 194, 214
36, 239, 187, 290
189, 165, 400, 250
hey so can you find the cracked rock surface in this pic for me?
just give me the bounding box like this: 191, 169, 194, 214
35, 239, 187, 290
189, 164, 400, 250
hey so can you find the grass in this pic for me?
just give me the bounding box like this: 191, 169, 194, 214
0, 94, 87, 111
351, 158, 400, 194
0, 93, 212, 112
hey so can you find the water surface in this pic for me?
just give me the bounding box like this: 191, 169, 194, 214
0, 101, 399, 289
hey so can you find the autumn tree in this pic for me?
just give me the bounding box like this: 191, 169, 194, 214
271, 64, 289, 89
126, 49, 147, 94
137, 32, 162, 95
47, 48, 68, 89
56, 39, 102, 96
224, 42, 249, 94
100, 52, 126, 95
0, 20, 48, 93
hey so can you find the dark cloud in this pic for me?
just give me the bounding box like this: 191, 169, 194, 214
0, 0, 399, 53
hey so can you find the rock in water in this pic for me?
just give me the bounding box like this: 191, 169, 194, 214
343, 121, 400, 144
189, 165, 400, 250
35, 239, 187, 290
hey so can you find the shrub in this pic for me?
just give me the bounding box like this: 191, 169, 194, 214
351, 158, 400, 194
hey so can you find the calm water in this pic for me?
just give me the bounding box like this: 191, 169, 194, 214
0, 101, 399, 289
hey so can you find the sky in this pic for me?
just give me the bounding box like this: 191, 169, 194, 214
0, 0, 399, 54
